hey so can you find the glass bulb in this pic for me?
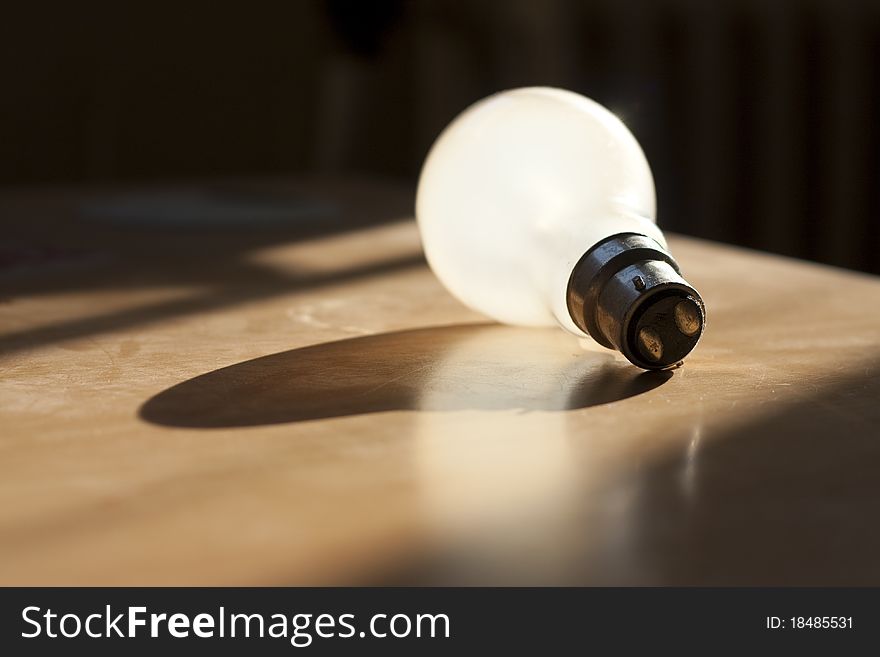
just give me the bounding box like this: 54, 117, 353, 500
416, 87, 705, 370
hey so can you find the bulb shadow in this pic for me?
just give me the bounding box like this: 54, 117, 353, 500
139, 324, 671, 428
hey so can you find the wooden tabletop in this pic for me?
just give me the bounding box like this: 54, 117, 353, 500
2, 177, 879, 585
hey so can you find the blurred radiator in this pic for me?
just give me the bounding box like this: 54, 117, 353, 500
408, 0, 880, 273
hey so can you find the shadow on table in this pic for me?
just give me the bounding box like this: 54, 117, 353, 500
0, 180, 418, 356
610, 359, 880, 586
139, 324, 671, 427
0, 253, 423, 356
368, 358, 880, 586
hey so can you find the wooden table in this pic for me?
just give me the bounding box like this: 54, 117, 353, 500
2, 177, 879, 585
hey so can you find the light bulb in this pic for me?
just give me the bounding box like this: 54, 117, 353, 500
416, 87, 705, 370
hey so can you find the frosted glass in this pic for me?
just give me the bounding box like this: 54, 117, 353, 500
416, 87, 665, 337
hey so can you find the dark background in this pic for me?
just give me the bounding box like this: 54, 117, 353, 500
2, 0, 879, 273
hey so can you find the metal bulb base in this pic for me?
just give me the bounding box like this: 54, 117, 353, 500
567, 233, 706, 370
